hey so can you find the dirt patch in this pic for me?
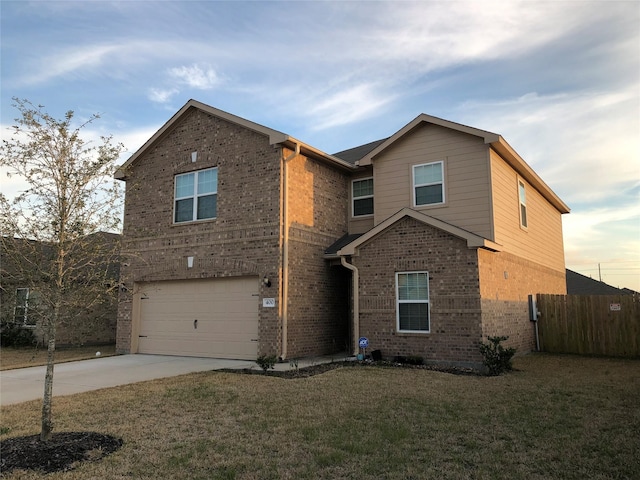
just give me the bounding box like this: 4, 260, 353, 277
0, 431, 122, 475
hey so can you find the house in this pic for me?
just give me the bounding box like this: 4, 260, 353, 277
566, 269, 638, 296
0, 232, 120, 346
115, 99, 569, 367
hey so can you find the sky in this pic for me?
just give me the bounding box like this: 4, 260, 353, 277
1, 0, 639, 291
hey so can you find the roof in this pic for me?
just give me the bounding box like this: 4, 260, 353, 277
324, 233, 364, 256
355, 113, 570, 214
115, 100, 568, 215
333, 138, 388, 165
332, 208, 501, 258
115, 99, 353, 180
566, 269, 637, 295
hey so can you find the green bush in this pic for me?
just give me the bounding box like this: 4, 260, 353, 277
479, 335, 516, 376
256, 354, 278, 373
0, 321, 36, 347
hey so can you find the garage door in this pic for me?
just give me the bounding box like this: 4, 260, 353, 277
137, 277, 259, 359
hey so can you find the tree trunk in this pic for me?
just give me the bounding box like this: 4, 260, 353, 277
40, 323, 56, 441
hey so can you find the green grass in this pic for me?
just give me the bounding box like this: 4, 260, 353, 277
1, 353, 639, 479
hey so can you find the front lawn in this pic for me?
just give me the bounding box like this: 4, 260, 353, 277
1, 353, 639, 479
0, 345, 117, 371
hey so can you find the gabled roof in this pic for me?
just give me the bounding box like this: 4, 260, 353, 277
115, 99, 353, 180
335, 208, 501, 257
357, 113, 569, 214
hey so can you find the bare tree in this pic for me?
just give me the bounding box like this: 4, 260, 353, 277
0, 98, 123, 441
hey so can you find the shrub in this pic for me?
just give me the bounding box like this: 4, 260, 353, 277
0, 321, 36, 347
256, 354, 277, 373
479, 335, 516, 376
393, 355, 424, 366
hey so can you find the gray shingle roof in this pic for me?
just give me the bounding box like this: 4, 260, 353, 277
332, 138, 388, 165
566, 269, 635, 295
324, 233, 364, 256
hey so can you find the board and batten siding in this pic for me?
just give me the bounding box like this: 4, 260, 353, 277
372, 123, 493, 240
489, 150, 565, 272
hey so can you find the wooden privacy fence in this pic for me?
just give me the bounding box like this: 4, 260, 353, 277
536, 294, 640, 357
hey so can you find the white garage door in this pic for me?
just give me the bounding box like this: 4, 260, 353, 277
137, 277, 259, 359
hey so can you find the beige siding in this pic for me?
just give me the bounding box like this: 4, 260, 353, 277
490, 150, 565, 272
373, 123, 493, 239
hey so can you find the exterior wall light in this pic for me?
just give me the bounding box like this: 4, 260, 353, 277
263, 276, 272, 287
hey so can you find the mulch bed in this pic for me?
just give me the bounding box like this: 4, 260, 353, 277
221, 360, 482, 379
0, 431, 122, 475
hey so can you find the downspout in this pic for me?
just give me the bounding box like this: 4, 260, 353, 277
280, 142, 299, 361
340, 256, 360, 356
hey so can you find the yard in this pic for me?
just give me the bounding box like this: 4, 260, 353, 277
1, 345, 117, 371
1, 353, 639, 479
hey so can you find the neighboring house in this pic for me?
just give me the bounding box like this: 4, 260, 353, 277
566, 269, 638, 296
0, 233, 120, 346
115, 99, 569, 367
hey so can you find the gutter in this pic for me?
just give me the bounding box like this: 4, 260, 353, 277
340, 256, 360, 356
280, 142, 300, 361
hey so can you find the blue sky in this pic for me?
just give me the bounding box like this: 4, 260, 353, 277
1, 1, 639, 290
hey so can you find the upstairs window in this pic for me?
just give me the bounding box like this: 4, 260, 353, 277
396, 272, 430, 333
352, 178, 374, 216
174, 168, 218, 223
14, 288, 34, 326
518, 180, 528, 228
413, 161, 444, 206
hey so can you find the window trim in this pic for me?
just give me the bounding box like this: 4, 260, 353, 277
14, 287, 33, 327
173, 167, 218, 224
412, 161, 445, 207
518, 179, 528, 229
351, 177, 374, 218
395, 271, 431, 334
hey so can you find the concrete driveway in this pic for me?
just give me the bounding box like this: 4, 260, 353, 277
0, 354, 255, 406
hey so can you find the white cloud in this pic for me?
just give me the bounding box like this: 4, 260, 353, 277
168, 63, 220, 90
455, 86, 639, 205
306, 84, 396, 131
18, 44, 119, 86
148, 87, 179, 104
147, 63, 221, 105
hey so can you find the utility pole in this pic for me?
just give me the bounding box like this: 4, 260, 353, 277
598, 263, 602, 282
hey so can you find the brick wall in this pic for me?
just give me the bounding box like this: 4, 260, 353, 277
116, 108, 353, 359
352, 216, 484, 367
478, 249, 566, 353
285, 152, 350, 357
117, 108, 283, 356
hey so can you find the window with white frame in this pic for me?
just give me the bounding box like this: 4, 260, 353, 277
396, 272, 430, 332
14, 288, 33, 326
352, 178, 374, 216
174, 168, 218, 223
413, 161, 444, 206
518, 180, 528, 228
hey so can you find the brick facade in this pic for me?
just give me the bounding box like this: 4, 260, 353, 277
117, 109, 284, 355
478, 249, 566, 352
116, 108, 351, 359
352, 216, 484, 367
116, 101, 569, 366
